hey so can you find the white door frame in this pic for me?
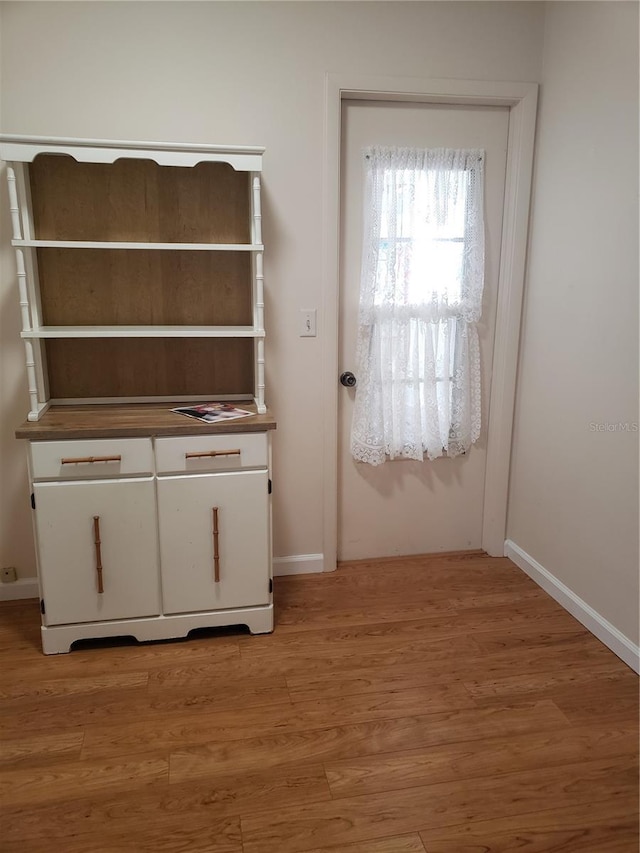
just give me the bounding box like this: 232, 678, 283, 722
321, 74, 538, 567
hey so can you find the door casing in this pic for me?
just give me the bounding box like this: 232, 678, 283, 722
321, 74, 539, 567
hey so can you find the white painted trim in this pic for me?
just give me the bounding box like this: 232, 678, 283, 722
481, 90, 539, 556
322, 74, 539, 569
0, 133, 264, 154
0, 577, 39, 601
0, 135, 264, 170
273, 554, 325, 576
505, 539, 640, 674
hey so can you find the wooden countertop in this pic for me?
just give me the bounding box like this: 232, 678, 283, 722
15, 403, 277, 441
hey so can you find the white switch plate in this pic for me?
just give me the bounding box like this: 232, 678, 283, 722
299, 308, 317, 337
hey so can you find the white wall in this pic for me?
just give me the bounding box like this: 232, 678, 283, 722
0, 1, 545, 577
508, 1, 639, 646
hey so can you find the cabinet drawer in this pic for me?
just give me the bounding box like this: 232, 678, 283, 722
155, 433, 268, 473
30, 438, 154, 481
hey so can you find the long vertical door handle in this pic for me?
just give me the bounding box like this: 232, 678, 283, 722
212, 507, 220, 583
93, 516, 104, 593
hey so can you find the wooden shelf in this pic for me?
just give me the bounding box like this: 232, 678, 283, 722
13, 240, 264, 252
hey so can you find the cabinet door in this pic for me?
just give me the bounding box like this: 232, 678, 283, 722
157, 470, 270, 614
34, 478, 160, 626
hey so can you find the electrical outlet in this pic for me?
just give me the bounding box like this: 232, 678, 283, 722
299, 308, 317, 337
1, 567, 17, 583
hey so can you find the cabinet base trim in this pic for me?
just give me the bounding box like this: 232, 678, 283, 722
40, 604, 274, 655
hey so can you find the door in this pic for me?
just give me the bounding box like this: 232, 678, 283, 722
34, 477, 160, 625
339, 100, 509, 560
157, 470, 270, 614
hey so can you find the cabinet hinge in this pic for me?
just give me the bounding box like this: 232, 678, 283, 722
269, 578, 273, 594
31, 492, 35, 510
268, 479, 272, 495
40, 599, 45, 615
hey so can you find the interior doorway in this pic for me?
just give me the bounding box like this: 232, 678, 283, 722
321, 75, 539, 567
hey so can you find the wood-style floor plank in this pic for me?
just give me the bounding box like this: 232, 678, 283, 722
81, 681, 476, 761
0, 552, 637, 853
0, 730, 84, 768
464, 661, 636, 702
1, 766, 329, 848
260, 604, 579, 662
0, 669, 148, 701
0, 683, 153, 736
2, 809, 243, 853
169, 700, 568, 782
324, 722, 638, 797
419, 799, 639, 852
548, 677, 640, 724
304, 836, 427, 853
285, 639, 616, 703
241, 756, 638, 853
236, 636, 483, 680
0, 753, 168, 807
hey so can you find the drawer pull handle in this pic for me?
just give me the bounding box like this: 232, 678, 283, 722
185, 449, 241, 460
93, 516, 104, 594
212, 507, 220, 583
61, 455, 122, 465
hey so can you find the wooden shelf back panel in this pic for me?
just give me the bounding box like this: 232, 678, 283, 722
45, 338, 254, 399
30, 156, 251, 244
37, 249, 252, 326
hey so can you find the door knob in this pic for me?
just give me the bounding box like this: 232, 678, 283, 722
340, 371, 357, 388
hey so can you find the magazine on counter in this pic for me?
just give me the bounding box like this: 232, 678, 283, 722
171, 403, 253, 424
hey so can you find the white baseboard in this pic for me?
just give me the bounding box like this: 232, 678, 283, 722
504, 539, 639, 674
0, 577, 39, 601
273, 554, 325, 576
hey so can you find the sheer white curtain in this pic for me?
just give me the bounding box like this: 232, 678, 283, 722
351, 147, 485, 465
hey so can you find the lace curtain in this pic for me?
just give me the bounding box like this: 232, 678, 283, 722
351, 146, 485, 465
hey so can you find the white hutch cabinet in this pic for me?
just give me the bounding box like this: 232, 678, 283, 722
1, 135, 276, 654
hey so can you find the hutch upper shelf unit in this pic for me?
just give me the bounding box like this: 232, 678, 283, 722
0, 135, 267, 420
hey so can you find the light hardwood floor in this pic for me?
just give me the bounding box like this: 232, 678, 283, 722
0, 552, 638, 852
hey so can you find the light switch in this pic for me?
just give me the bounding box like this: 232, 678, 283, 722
299, 308, 317, 337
